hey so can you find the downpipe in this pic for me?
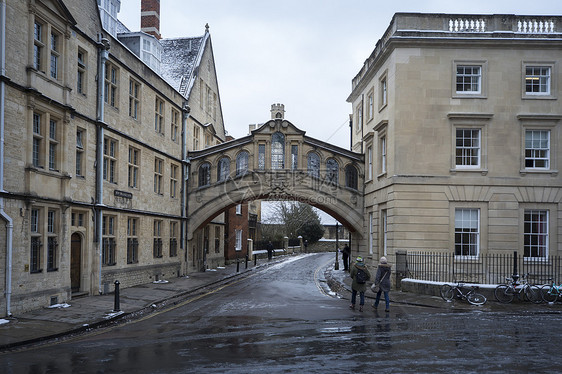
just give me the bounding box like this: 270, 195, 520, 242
181, 104, 190, 276
0, 0, 14, 317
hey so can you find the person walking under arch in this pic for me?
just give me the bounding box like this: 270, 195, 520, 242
372, 256, 392, 312
350, 256, 370, 312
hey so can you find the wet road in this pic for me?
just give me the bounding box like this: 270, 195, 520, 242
2, 253, 561, 373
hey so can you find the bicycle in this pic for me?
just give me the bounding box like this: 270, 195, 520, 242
494, 273, 541, 304
440, 282, 487, 305
540, 279, 562, 303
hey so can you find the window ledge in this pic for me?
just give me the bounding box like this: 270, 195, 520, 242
450, 168, 488, 176
376, 172, 387, 179
520, 169, 558, 176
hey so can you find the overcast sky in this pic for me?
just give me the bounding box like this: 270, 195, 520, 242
117, 0, 562, 149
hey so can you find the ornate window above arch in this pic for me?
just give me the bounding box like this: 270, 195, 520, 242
217, 157, 230, 182
198, 162, 211, 187
307, 152, 320, 178
271, 132, 285, 169
326, 159, 339, 185
345, 164, 358, 190
236, 151, 249, 176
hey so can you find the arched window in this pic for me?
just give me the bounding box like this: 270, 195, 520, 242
217, 157, 230, 182
236, 151, 249, 176
307, 152, 320, 178
271, 132, 285, 169
326, 158, 339, 185
198, 162, 211, 187
345, 164, 358, 190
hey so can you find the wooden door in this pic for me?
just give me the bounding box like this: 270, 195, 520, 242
71, 233, 81, 293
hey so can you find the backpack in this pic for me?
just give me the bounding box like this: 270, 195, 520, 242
355, 268, 368, 284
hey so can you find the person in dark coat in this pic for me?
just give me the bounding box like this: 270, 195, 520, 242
372, 256, 392, 312
341, 245, 351, 271
266, 241, 273, 260
350, 256, 371, 312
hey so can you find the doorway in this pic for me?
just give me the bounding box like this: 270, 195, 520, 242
71, 233, 82, 293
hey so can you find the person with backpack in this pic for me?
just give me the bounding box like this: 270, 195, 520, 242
350, 256, 371, 312
372, 256, 392, 312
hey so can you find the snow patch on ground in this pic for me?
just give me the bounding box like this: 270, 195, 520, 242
48, 303, 71, 309
153, 280, 169, 284
266, 253, 316, 271
0, 319, 10, 325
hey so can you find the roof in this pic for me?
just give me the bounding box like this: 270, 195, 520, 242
160, 35, 207, 97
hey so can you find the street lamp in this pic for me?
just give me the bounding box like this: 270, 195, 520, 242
335, 222, 339, 270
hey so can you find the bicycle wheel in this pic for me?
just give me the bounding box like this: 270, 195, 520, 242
440, 284, 455, 302
524, 285, 542, 304
494, 285, 514, 303
467, 292, 487, 306
541, 285, 558, 303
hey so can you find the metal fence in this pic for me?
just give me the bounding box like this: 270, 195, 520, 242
405, 251, 562, 285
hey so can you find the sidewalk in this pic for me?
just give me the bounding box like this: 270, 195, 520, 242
0, 256, 280, 350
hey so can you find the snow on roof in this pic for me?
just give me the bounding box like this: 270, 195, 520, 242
160, 36, 205, 96
115, 18, 130, 34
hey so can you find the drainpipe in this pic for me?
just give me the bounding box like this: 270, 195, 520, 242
181, 104, 190, 275
96, 37, 110, 294
0, 0, 13, 316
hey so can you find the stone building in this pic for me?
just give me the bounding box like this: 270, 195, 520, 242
0, 0, 228, 315
348, 14, 561, 268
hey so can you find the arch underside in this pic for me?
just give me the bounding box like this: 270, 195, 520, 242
188, 171, 364, 240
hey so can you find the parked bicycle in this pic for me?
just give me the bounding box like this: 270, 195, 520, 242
540, 278, 562, 303
440, 282, 487, 305
494, 273, 541, 304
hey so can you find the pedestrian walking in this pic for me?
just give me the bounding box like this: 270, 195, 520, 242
266, 241, 274, 260
372, 256, 392, 312
350, 256, 370, 312
341, 244, 351, 271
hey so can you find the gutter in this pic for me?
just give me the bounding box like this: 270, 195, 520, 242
0, 0, 13, 317
181, 104, 190, 275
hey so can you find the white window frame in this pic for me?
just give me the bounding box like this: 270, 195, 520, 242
523, 209, 549, 259
524, 130, 550, 170
454, 208, 480, 258
452, 61, 487, 98
522, 62, 556, 99
235, 229, 242, 251
455, 128, 481, 169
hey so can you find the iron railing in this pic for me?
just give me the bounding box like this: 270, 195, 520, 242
405, 251, 562, 285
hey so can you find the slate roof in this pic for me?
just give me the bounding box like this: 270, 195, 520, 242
160, 35, 206, 98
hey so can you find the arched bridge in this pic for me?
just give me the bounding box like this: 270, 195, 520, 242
187, 119, 364, 240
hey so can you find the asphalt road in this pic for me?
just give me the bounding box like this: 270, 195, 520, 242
2, 253, 561, 373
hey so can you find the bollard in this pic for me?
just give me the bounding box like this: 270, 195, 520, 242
254, 254, 257, 266
113, 280, 120, 312
245, 255, 249, 269
236, 258, 240, 272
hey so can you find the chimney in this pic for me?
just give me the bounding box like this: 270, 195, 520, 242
141, 0, 161, 40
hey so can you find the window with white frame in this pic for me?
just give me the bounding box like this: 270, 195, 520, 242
525, 130, 550, 169
525, 66, 551, 95
235, 229, 242, 251
380, 76, 388, 109
368, 212, 373, 255
381, 209, 388, 256
236, 204, 242, 215
524, 210, 548, 258
455, 129, 481, 168
455, 208, 479, 257
355, 103, 363, 132
367, 146, 373, 180
456, 65, 481, 93
367, 90, 374, 120
380, 135, 387, 175
193, 126, 200, 150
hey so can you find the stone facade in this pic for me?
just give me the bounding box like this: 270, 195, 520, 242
348, 14, 562, 269
0, 0, 227, 315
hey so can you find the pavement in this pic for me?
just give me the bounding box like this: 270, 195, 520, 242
0, 253, 551, 351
